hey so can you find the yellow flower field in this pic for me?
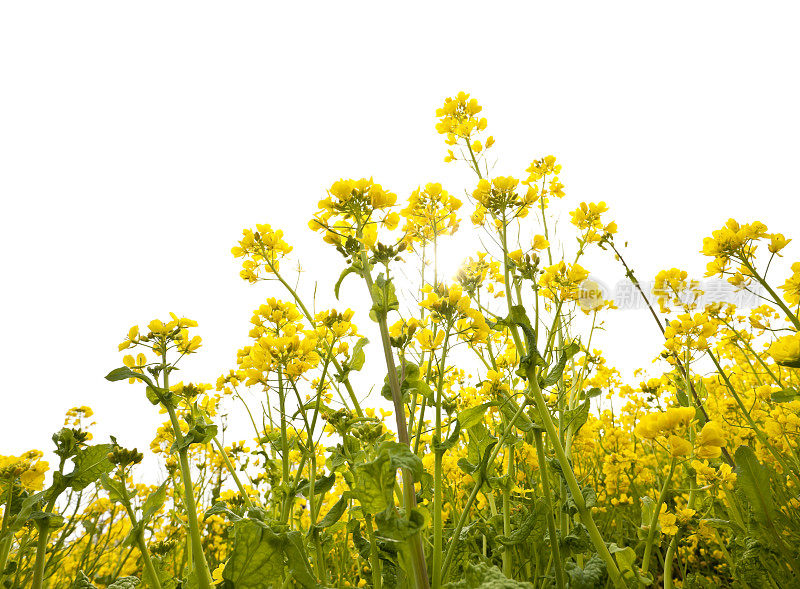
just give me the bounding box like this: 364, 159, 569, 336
3, 92, 800, 589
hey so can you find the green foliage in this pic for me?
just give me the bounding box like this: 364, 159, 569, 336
563, 555, 607, 588
444, 562, 533, 588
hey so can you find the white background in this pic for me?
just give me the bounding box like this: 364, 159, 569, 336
2, 2, 799, 462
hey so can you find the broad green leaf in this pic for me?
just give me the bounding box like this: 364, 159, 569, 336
433, 419, 461, 453
204, 501, 242, 522
369, 273, 399, 321
457, 403, 495, 430
283, 530, 320, 589
223, 519, 284, 589
105, 367, 155, 388
298, 471, 336, 497
540, 341, 580, 388
375, 506, 428, 542
107, 577, 141, 589
315, 494, 348, 529
69, 444, 115, 491
73, 571, 98, 588
355, 453, 394, 514
99, 474, 127, 503
443, 562, 533, 588
735, 445, 775, 525
380, 441, 423, 480
563, 555, 607, 589
561, 399, 590, 435
560, 522, 591, 556
496, 500, 547, 546
348, 337, 369, 372
770, 389, 800, 403
141, 481, 168, 525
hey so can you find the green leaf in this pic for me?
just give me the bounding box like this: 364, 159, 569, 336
348, 337, 369, 372
172, 423, 218, 453
540, 341, 580, 388
585, 387, 602, 399
735, 445, 776, 525
283, 530, 320, 589
443, 562, 533, 588
433, 419, 461, 453
496, 391, 534, 432
222, 519, 285, 589
141, 481, 168, 525
356, 453, 395, 514
298, 471, 336, 498
496, 500, 547, 546
73, 571, 98, 589
105, 367, 154, 388
563, 554, 607, 589
334, 265, 360, 299
564, 484, 596, 515
369, 273, 399, 321
382, 362, 434, 404
560, 522, 592, 557
608, 543, 642, 584
457, 402, 496, 430
69, 444, 115, 491
561, 399, 591, 436
315, 495, 348, 529
107, 577, 141, 589
99, 474, 127, 503
203, 501, 242, 522
770, 388, 800, 403
375, 506, 428, 542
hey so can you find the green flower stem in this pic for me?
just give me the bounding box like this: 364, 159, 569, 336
739, 256, 800, 331
440, 398, 531, 582
663, 478, 696, 589
31, 455, 65, 589
0, 484, 14, 585
267, 260, 364, 417
358, 251, 430, 589
363, 512, 383, 589
432, 330, 451, 589
117, 474, 163, 589
164, 401, 212, 589
526, 371, 626, 589
706, 349, 800, 487
212, 438, 254, 510
502, 442, 514, 578
640, 457, 677, 582
533, 429, 565, 589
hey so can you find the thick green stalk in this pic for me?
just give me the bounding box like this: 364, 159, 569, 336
164, 401, 212, 589
364, 513, 383, 589
358, 251, 430, 589
533, 430, 565, 589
